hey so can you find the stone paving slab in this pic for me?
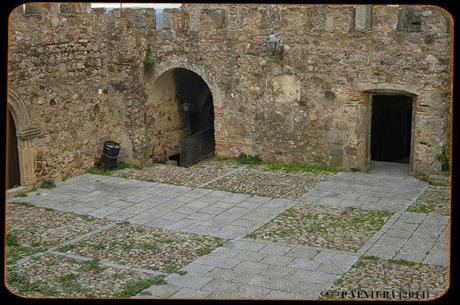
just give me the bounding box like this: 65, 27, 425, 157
365, 212, 448, 266
9, 174, 294, 240
297, 162, 427, 212
141, 238, 359, 298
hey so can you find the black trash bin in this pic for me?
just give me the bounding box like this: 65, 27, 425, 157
100, 141, 120, 169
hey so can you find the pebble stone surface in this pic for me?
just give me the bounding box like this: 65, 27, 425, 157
407, 185, 449, 215
6, 161, 449, 299
112, 160, 240, 187
62, 222, 223, 272
247, 204, 393, 251
8, 253, 155, 298
204, 166, 331, 198
7, 203, 110, 247
325, 256, 448, 300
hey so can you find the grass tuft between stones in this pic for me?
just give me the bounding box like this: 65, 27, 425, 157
79, 259, 107, 273
116, 275, 167, 297
40, 179, 56, 189
387, 258, 419, 267
7, 270, 58, 296
15, 191, 28, 198
7, 232, 19, 247
236, 153, 339, 173
87, 161, 138, 176
163, 265, 187, 275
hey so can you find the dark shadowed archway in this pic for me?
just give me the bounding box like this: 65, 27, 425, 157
144, 68, 215, 167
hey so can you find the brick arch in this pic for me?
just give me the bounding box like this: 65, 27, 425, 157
8, 88, 40, 186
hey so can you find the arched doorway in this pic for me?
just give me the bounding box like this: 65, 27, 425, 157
8, 111, 20, 188
145, 68, 215, 167
7, 88, 40, 187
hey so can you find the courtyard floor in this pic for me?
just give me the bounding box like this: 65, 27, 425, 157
6, 160, 449, 300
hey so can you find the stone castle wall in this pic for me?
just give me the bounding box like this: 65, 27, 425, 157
8, 3, 451, 183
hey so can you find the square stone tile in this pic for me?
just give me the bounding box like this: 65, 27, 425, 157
259, 254, 296, 266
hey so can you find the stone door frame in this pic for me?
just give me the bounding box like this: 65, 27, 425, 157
8, 88, 41, 186
363, 88, 418, 175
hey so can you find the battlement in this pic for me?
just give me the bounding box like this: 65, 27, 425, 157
17, 3, 450, 35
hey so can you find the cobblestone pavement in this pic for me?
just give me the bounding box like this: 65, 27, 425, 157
59, 222, 223, 272
7, 203, 110, 248
8, 253, 160, 298
246, 205, 393, 252
204, 166, 331, 198
113, 160, 330, 199
325, 256, 448, 300
408, 185, 449, 215
7, 161, 449, 299
112, 160, 240, 188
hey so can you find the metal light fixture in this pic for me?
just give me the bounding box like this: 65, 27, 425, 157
265, 32, 281, 56
182, 102, 190, 112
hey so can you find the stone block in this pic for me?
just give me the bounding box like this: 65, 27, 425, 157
258, 244, 291, 256
288, 258, 321, 271
172, 287, 212, 297
200, 279, 241, 293
231, 285, 271, 297
228, 239, 266, 252
315, 262, 353, 275
423, 251, 448, 267
166, 274, 213, 289
365, 244, 398, 259
213, 226, 248, 239
143, 284, 181, 297
290, 270, 338, 284
260, 254, 296, 266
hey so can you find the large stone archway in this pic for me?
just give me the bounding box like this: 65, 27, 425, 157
151, 61, 223, 108
144, 64, 219, 166
8, 88, 40, 186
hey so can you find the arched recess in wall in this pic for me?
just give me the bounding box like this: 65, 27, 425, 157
362, 86, 418, 175
8, 88, 41, 187
144, 66, 218, 167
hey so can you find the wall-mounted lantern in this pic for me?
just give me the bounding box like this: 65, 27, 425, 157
182, 102, 190, 112
265, 32, 282, 56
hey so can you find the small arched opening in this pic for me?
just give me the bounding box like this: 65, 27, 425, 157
145, 68, 215, 167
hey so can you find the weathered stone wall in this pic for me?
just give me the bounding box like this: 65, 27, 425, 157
8, 3, 452, 184
146, 4, 451, 177
8, 5, 151, 181
144, 70, 184, 162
